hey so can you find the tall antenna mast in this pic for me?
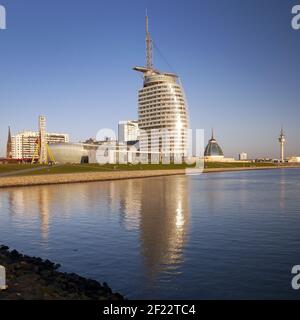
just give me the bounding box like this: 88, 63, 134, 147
146, 11, 153, 69
279, 126, 286, 163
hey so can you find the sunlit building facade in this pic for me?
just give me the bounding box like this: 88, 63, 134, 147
118, 120, 139, 144
134, 15, 189, 162
11, 131, 69, 159
239, 152, 248, 161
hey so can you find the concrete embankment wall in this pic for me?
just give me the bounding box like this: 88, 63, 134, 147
0, 166, 296, 189
0, 169, 187, 188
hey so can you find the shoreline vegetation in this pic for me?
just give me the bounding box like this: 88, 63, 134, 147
0, 245, 124, 300
0, 163, 299, 188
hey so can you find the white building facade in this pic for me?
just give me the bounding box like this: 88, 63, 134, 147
11, 131, 69, 159
287, 156, 300, 163
134, 16, 189, 163
239, 152, 248, 161
118, 120, 139, 144
137, 73, 189, 160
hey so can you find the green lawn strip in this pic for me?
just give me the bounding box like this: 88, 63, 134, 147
204, 162, 277, 169
0, 164, 46, 174
6, 164, 193, 176
1, 162, 279, 177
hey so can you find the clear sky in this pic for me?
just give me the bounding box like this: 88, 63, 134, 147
0, 0, 299, 159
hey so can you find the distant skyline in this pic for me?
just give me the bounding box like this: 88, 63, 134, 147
0, 0, 300, 159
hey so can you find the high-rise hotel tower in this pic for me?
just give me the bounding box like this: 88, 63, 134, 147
134, 15, 189, 162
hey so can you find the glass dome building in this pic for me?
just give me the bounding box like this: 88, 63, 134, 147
204, 130, 225, 162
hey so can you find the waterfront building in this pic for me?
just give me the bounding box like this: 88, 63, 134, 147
50, 143, 91, 164
278, 127, 286, 163
6, 126, 12, 159
287, 156, 300, 163
11, 131, 69, 159
134, 15, 189, 162
239, 152, 248, 161
204, 130, 225, 162
204, 130, 234, 162
256, 158, 274, 163
118, 120, 139, 144
50, 140, 139, 165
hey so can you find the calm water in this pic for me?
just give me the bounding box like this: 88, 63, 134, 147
1, 169, 300, 299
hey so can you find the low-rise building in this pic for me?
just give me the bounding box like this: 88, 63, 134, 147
11, 131, 69, 159
287, 156, 300, 163
239, 152, 248, 161
50, 140, 140, 164
204, 130, 235, 162
118, 120, 139, 144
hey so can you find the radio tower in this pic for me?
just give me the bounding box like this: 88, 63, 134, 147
278, 127, 286, 163
145, 11, 153, 70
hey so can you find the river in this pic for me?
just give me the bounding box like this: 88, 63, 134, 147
1, 168, 300, 299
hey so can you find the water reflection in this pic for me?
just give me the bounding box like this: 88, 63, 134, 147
138, 177, 189, 279
2, 169, 300, 299
5, 188, 50, 239
105, 177, 190, 278
38, 189, 50, 240
109, 179, 142, 230
279, 170, 286, 210
2, 176, 190, 280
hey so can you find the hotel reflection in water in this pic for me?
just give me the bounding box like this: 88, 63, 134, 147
4, 176, 190, 278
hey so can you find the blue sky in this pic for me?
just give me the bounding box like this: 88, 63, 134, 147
0, 0, 299, 158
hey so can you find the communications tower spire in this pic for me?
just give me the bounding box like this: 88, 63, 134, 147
146, 11, 153, 70
278, 126, 286, 163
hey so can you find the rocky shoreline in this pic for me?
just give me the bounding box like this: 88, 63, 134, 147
0, 245, 124, 300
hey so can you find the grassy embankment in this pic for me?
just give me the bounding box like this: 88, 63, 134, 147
0, 164, 43, 174
205, 162, 277, 168
0, 162, 278, 177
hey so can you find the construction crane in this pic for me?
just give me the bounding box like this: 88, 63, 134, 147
31, 137, 55, 164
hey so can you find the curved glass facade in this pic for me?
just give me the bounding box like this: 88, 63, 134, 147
137, 71, 189, 158
134, 16, 189, 161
